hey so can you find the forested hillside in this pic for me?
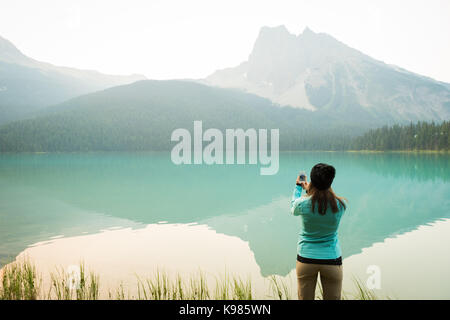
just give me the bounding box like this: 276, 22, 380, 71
352, 121, 450, 151
0, 80, 364, 152
0, 80, 448, 152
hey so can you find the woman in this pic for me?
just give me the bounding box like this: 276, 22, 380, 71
290, 163, 347, 300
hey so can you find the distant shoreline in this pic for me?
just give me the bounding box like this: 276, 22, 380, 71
345, 149, 450, 154
268, 150, 450, 154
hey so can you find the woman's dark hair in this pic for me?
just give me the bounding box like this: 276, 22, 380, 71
308, 163, 347, 215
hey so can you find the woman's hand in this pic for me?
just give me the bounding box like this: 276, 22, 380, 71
296, 175, 309, 190
300, 181, 309, 190
295, 175, 309, 189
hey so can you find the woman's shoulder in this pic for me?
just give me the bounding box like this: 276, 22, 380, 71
299, 195, 312, 202
293, 194, 311, 206
297, 195, 313, 209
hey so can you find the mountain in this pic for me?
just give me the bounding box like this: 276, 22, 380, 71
1, 27, 449, 152
0, 80, 362, 152
0, 35, 145, 124
203, 25, 450, 124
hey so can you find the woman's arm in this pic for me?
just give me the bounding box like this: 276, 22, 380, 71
290, 176, 309, 216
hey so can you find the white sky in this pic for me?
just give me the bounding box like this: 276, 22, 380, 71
0, 0, 449, 82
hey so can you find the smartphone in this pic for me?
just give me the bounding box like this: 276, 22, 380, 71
299, 170, 306, 182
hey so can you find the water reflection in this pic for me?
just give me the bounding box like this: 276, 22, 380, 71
1, 152, 449, 280
15, 218, 450, 299
15, 223, 273, 299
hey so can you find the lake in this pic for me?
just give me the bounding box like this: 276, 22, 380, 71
1, 151, 449, 299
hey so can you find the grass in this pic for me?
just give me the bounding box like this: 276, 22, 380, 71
0, 260, 388, 300
268, 275, 292, 300
0, 259, 40, 300
49, 263, 99, 300
134, 269, 253, 300
347, 276, 385, 300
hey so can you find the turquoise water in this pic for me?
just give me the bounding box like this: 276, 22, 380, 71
1, 152, 449, 294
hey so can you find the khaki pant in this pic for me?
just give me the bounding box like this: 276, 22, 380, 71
296, 261, 343, 300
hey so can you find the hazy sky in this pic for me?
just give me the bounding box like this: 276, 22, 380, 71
1, 0, 449, 82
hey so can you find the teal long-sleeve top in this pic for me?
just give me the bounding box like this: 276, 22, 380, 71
290, 185, 346, 260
